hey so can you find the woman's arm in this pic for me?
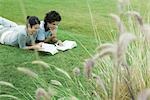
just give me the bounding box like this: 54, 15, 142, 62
23, 43, 42, 50
44, 34, 58, 43
18, 33, 42, 50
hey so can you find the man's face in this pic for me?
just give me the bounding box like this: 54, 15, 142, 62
48, 21, 60, 30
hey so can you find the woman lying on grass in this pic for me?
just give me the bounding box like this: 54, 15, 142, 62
0, 16, 42, 50
36, 10, 63, 45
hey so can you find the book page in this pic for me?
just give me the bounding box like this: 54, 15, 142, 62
56, 40, 77, 51
39, 43, 58, 55
38, 40, 77, 54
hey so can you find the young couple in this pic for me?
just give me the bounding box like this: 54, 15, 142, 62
0, 10, 62, 50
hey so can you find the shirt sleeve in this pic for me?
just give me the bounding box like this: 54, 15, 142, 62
36, 29, 45, 41
18, 33, 27, 49
45, 31, 52, 38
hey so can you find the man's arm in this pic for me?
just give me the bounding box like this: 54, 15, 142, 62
44, 28, 58, 43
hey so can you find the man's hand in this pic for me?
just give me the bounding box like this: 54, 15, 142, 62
55, 40, 63, 46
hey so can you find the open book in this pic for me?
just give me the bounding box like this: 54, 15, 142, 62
38, 40, 77, 55
38, 43, 58, 55
56, 40, 77, 51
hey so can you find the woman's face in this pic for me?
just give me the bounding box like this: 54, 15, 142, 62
27, 24, 40, 35
47, 21, 60, 30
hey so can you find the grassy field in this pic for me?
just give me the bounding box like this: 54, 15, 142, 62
0, 0, 150, 100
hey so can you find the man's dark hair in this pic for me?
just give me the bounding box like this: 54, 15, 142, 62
44, 11, 61, 32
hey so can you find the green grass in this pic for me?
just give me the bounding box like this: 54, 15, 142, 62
0, 0, 150, 99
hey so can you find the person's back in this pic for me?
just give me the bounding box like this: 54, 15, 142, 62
2, 25, 25, 46
0, 16, 17, 27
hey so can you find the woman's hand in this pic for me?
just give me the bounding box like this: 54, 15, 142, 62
50, 27, 57, 34
34, 42, 43, 50
24, 42, 43, 50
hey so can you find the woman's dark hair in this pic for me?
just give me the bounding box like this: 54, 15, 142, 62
44, 11, 61, 32
26, 16, 40, 28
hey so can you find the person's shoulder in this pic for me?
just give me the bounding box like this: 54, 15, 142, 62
40, 21, 44, 24
17, 25, 27, 36
40, 21, 44, 29
37, 27, 45, 34
17, 25, 26, 31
